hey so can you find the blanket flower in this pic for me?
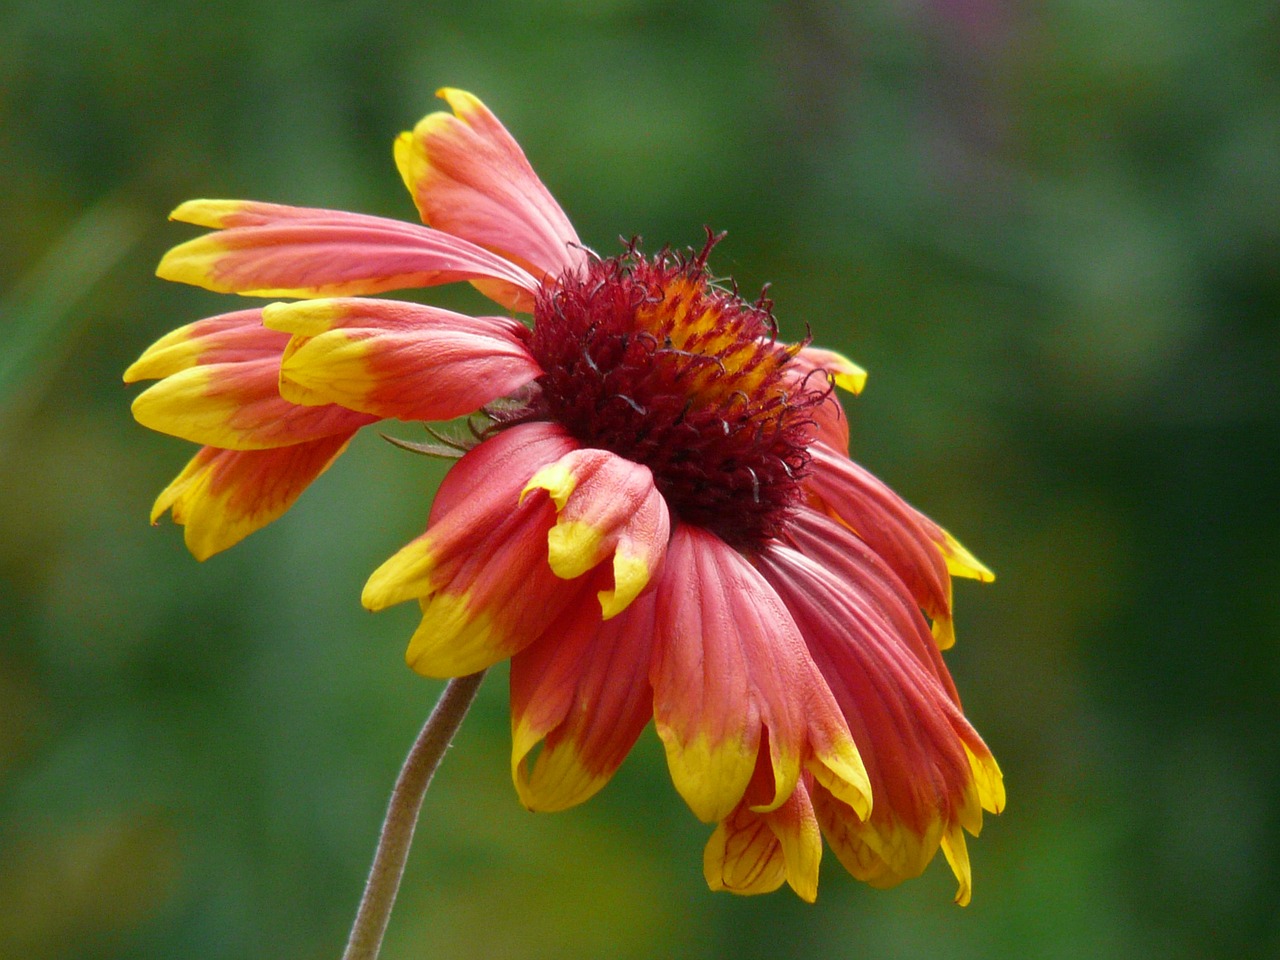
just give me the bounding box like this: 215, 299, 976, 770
126, 88, 1003, 902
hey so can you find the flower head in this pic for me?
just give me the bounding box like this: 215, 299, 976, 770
127, 88, 1003, 902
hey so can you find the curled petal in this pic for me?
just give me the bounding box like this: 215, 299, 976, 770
395, 88, 587, 279
509, 590, 657, 811
123, 308, 286, 383
704, 762, 824, 902
649, 526, 871, 825
130, 355, 377, 450
262, 298, 541, 421
152, 432, 355, 560
521, 448, 670, 618
361, 422, 585, 677
158, 200, 539, 312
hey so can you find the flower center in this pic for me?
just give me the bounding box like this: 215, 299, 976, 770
527, 236, 823, 550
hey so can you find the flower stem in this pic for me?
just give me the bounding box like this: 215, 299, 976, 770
342, 670, 487, 960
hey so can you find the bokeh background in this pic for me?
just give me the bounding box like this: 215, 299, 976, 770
3, 1, 1278, 958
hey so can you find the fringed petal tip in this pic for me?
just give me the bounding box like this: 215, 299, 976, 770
395, 87, 584, 280
150, 434, 353, 561
167, 199, 246, 229
511, 728, 610, 813
807, 743, 873, 824
658, 731, 758, 825
942, 528, 995, 583
124, 329, 196, 384
940, 826, 973, 906
966, 742, 1007, 817
361, 538, 433, 611
402, 595, 507, 678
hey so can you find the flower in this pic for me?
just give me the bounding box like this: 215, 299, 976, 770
126, 88, 1004, 903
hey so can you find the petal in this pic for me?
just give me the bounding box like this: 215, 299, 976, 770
941, 822, 974, 906
704, 762, 824, 902
941, 528, 996, 583
782, 508, 952, 690
756, 532, 1002, 897
509, 589, 657, 812
704, 807, 788, 898
151, 432, 355, 560
262, 298, 541, 421
123, 308, 287, 383
649, 526, 870, 824
395, 88, 586, 279
158, 200, 539, 312
793, 345, 868, 395
805, 443, 992, 647
521, 448, 670, 619
361, 422, 585, 677
130, 355, 377, 450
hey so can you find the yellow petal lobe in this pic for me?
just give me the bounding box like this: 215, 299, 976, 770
123, 325, 204, 383
598, 551, 651, 620
404, 594, 503, 678
940, 825, 974, 907
168, 199, 248, 228
942, 528, 995, 582
657, 730, 757, 824
362, 538, 436, 611
544, 519, 604, 580
704, 818, 787, 897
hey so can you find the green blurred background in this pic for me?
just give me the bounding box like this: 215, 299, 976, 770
3, 1, 1277, 958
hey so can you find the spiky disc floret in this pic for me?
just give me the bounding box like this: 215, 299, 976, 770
528, 236, 824, 550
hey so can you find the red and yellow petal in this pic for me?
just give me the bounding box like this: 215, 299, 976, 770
649, 526, 871, 825
361, 422, 586, 677
704, 761, 824, 902
151, 431, 356, 560
805, 443, 992, 648
158, 200, 539, 312
509, 589, 657, 811
757, 530, 1003, 903
395, 88, 587, 280
787, 343, 866, 455
130, 355, 377, 450
261, 298, 541, 421
521, 448, 670, 619
793, 345, 868, 396
123, 308, 286, 383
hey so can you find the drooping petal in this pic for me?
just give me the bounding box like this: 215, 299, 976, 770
704, 760, 824, 902
649, 525, 871, 825
395, 88, 587, 279
261, 298, 542, 421
361, 422, 587, 677
805, 442, 991, 648
521, 447, 670, 618
130, 353, 378, 450
158, 200, 540, 312
151, 431, 356, 560
509, 589, 657, 812
756, 527, 1003, 903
